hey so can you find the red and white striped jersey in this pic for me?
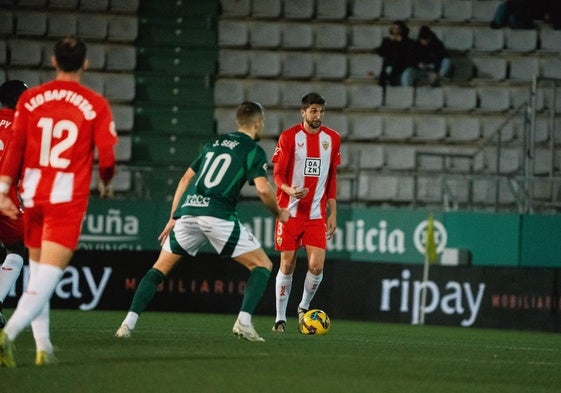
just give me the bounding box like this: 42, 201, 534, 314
0, 80, 117, 207
272, 123, 341, 220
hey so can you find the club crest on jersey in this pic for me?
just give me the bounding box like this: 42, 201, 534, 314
276, 236, 283, 247
322, 140, 330, 150
304, 158, 321, 176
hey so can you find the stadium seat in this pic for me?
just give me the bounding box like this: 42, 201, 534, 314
322, 111, 349, 138
314, 24, 347, 49
471, 56, 507, 80
251, 0, 281, 18
108, 15, 138, 42
350, 0, 383, 20
444, 86, 477, 111
81, 72, 105, 95
509, 57, 540, 81
135, 103, 214, 135
478, 86, 510, 112
250, 22, 281, 49
249, 51, 281, 78
220, 0, 251, 17
350, 25, 383, 51
505, 29, 537, 52
215, 107, 236, 134
348, 114, 383, 140
541, 58, 561, 80
246, 80, 281, 107
79, 0, 109, 11
78, 14, 108, 40
90, 165, 131, 193
382, 0, 412, 20
132, 134, 207, 165
9, 39, 42, 66
412, 0, 442, 21
214, 79, 245, 106
6, 69, 42, 87
385, 145, 416, 169
0, 11, 13, 35
382, 115, 414, 140
104, 73, 135, 102
0, 41, 6, 66
384, 86, 414, 109
414, 87, 444, 111
414, 116, 447, 141
473, 28, 504, 52
47, 13, 78, 38
114, 134, 132, 162
355, 144, 385, 169
281, 23, 313, 49
539, 29, 561, 52
480, 115, 514, 143
218, 50, 249, 77
442, 27, 473, 52
348, 53, 382, 80
347, 84, 384, 109
105, 45, 136, 71
109, 0, 140, 13
218, 20, 248, 47
280, 81, 313, 108
48, 0, 79, 9
111, 104, 134, 132
312, 82, 347, 109
314, 53, 347, 80
442, 0, 472, 21
277, 108, 301, 129
282, 52, 314, 79
316, 0, 347, 20
471, 0, 501, 21
485, 147, 521, 174
16, 11, 48, 36
449, 56, 474, 81
358, 174, 399, 202
447, 116, 480, 141
283, 0, 314, 19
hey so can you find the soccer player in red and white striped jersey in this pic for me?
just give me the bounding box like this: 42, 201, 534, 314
0, 36, 117, 367
271, 93, 341, 332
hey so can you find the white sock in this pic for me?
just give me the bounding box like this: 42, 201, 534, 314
299, 271, 323, 310
275, 271, 293, 322
3, 263, 63, 342
28, 260, 53, 353
0, 253, 24, 302
237, 311, 251, 325
122, 311, 139, 330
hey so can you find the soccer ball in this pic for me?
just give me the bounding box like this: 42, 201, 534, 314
298, 309, 330, 335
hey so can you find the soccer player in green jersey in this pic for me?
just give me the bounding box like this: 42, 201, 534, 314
115, 101, 289, 342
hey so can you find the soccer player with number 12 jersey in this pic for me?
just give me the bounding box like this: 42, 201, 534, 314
0, 36, 117, 367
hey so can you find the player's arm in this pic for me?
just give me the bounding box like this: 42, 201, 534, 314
272, 137, 308, 199
97, 145, 116, 198
157, 167, 196, 244
254, 176, 289, 223
0, 175, 18, 219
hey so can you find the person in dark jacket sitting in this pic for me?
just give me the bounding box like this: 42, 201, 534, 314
375, 20, 417, 87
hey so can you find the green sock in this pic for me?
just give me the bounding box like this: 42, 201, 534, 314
240, 267, 271, 314
130, 268, 165, 314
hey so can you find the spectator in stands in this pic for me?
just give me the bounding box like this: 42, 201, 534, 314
375, 20, 417, 87
402, 25, 451, 87
490, 0, 545, 29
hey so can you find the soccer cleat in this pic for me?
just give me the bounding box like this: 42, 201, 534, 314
272, 320, 286, 333
297, 307, 308, 324
232, 319, 265, 342
35, 350, 58, 366
0, 311, 6, 329
0, 330, 16, 368
115, 324, 132, 338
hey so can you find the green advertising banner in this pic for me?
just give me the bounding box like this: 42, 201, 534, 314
82, 199, 549, 267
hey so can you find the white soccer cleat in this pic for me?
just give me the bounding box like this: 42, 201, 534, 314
115, 324, 132, 338
232, 319, 265, 342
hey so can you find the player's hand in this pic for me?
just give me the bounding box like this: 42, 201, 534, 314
98, 182, 114, 198
326, 214, 337, 240
0, 194, 19, 220
286, 184, 309, 199
277, 208, 290, 224
158, 218, 176, 246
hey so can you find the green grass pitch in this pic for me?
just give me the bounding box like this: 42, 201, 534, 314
1, 310, 560, 393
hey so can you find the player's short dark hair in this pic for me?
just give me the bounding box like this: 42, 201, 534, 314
54, 35, 87, 72
301, 92, 326, 109
0, 80, 28, 109
236, 101, 264, 128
